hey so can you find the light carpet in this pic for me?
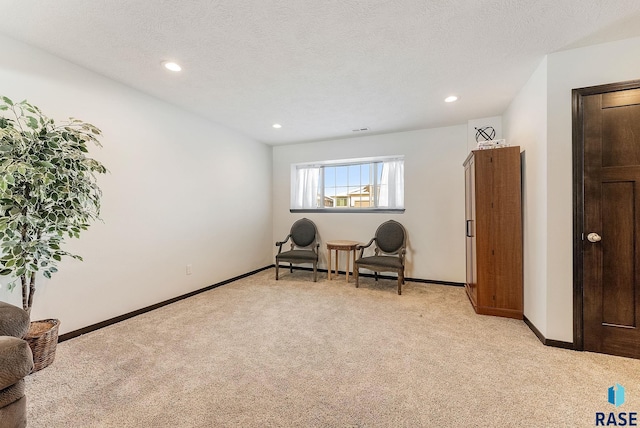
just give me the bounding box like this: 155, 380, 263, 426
24, 269, 640, 427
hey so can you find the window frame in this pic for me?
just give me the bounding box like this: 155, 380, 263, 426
290, 155, 405, 214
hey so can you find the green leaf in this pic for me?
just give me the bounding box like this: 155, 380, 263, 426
0, 268, 11, 276
36, 161, 55, 169
26, 116, 38, 129
2, 96, 14, 106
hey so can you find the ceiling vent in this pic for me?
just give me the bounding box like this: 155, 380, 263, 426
352, 127, 370, 132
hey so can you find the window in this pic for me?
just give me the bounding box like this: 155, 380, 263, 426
290, 156, 404, 212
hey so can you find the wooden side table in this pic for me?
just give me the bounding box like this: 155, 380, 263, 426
326, 240, 359, 283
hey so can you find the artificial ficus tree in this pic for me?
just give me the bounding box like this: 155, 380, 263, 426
0, 96, 107, 313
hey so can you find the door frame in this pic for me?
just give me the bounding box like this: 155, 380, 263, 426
572, 79, 640, 351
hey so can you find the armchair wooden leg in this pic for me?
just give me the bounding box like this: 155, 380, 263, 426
313, 262, 317, 282
290, 263, 293, 273
275, 263, 279, 280
355, 266, 359, 288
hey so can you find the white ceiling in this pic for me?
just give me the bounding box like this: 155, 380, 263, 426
1, 1, 640, 145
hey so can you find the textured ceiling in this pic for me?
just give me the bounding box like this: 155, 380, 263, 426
1, 1, 640, 145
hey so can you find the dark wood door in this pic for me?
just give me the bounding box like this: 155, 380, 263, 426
579, 85, 640, 359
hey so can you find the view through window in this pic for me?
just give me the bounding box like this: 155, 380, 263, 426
291, 156, 404, 211
323, 163, 380, 208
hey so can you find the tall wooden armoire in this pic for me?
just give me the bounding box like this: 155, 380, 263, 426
463, 146, 523, 319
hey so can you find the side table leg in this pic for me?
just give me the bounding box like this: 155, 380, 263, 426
346, 250, 350, 283
352, 248, 357, 280
328, 247, 332, 280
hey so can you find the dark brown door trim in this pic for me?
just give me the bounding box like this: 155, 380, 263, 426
572, 79, 640, 351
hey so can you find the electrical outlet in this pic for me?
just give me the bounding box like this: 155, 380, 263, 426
186, 264, 192, 275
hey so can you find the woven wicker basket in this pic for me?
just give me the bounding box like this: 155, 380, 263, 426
25, 319, 60, 372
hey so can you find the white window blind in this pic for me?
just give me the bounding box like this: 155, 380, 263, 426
291, 166, 321, 209
378, 159, 404, 209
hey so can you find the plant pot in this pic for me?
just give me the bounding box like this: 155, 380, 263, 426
25, 319, 60, 372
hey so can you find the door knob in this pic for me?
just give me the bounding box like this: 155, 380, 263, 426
587, 232, 602, 243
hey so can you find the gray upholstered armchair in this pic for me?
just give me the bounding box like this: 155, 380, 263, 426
354, 220, 407, 294
275, 218, 320, 281
0, 301, 34, 428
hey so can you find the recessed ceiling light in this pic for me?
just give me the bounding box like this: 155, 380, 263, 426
162, 61, 182, 72
445, 95, 458, 103
272, 123, 282, 129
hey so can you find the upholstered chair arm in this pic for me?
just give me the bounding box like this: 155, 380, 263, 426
275, 235, 291, 254
399, 247, 407, 263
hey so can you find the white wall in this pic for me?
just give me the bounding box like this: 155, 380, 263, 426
272, 126, 468, 283
502, 35, 640, 342
503, 57, 548, 336
544, 35, 640, 341
0, 35, 273, 334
